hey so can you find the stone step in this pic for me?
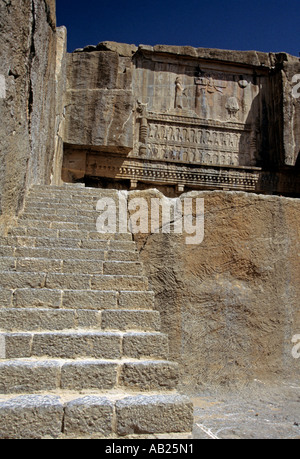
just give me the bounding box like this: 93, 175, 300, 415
0, 308, 101, 332
28, 188, 120, 201
0, 184, 193, 438
12, 225, 136, 245
30, 184, 119, 197
25, 194, 120, 209
6, 227, 134, 243
0, 308, 160, 332
0, 392, 193, 438
0, 246, 139, 262
0, 271, 148, 291
24, 201, 100, 215
1, 331, 169, 360
0, 359, 178, 393
8, 227, 133, 242
7, 230, 110, 246
20, 212, 98, 224
0, 288, 155, 310
25, 195, 111, 208
15, 219, 102, 232
0, 257, 143, 276
22, 206, 101, 218
0, 235, 136, 251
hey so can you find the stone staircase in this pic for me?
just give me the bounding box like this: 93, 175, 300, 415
0, 184, 193, 439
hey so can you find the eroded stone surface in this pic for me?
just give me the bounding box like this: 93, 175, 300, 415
129, 189, 300, 390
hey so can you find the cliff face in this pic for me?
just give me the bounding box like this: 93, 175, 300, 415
128, 189, 300, 390
0, 0, 66, 228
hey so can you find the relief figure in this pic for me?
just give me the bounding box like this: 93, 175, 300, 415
175, 77, 185, 109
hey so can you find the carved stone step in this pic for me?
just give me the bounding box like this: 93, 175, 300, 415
0, 288, 155, 310
9, 226, 133, 242
29, 184, 119, 198
0, 359, 178, 393
0, 308, 160, 332
0, 271, 148, 291
16, 218, 98, 231
0, 257, 143, 276
0, 393, 193, 439
10, 246, 139, 261
0, 235, 136, 251
24, 201, 99, 213
0, 308, 101, 332
0, 184, 194, 438
20, 212, 98, 224
0, 246, 139, 262
23, 207, 100, 218
1, 331, 169, 360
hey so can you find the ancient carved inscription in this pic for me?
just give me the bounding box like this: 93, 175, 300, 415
134, 110, 256, 167
133, 66, 258, 170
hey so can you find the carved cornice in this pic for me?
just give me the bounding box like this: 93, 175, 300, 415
86, 155, 261, 191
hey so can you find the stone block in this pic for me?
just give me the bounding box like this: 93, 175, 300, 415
101, 309, 160, 331
64, 89, 133, 151
15, 257, 62, 273
108, 240, 137, 251
103, 261, 142, 276
45, 273, 91, 289
115, 395, 193, 435
62, 289, 117, 310
106, 249, 139, 262
0, 257, 15, 271
118, 290, 155, 309
55, 247, 105, 260
0, 395, 64, 439
0, 308, 75, 332
62, 259, 103, 274
0, 360, 61, 393
0, 289, 13, 308
123, 332, 169, 359
13, 288, 62, 309
37, 237, 81, 248
4, 333, 32, 358
61, 361, 118, 390
120, 361, 179, 390
14, 247, 50, 258
0, 272, 46, 289
75, 309, 101, 329
0, 246, 14, 257
90, 275, 148, 291
64, 396, 113, 437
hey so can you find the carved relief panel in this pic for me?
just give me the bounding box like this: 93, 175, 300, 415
132, 53, 264, 169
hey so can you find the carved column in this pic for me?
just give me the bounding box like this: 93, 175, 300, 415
136, 101, 148, 155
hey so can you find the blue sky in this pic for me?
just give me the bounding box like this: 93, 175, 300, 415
56, 0, 300, 57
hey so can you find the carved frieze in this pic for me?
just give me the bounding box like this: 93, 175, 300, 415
62, 43, 300, 196
132, 59, 260, 172
133, 109, 256, 167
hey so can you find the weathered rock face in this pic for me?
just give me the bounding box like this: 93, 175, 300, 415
0, 0, 65, 226
127, 189, 300, 390
64, 49, 134, 151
